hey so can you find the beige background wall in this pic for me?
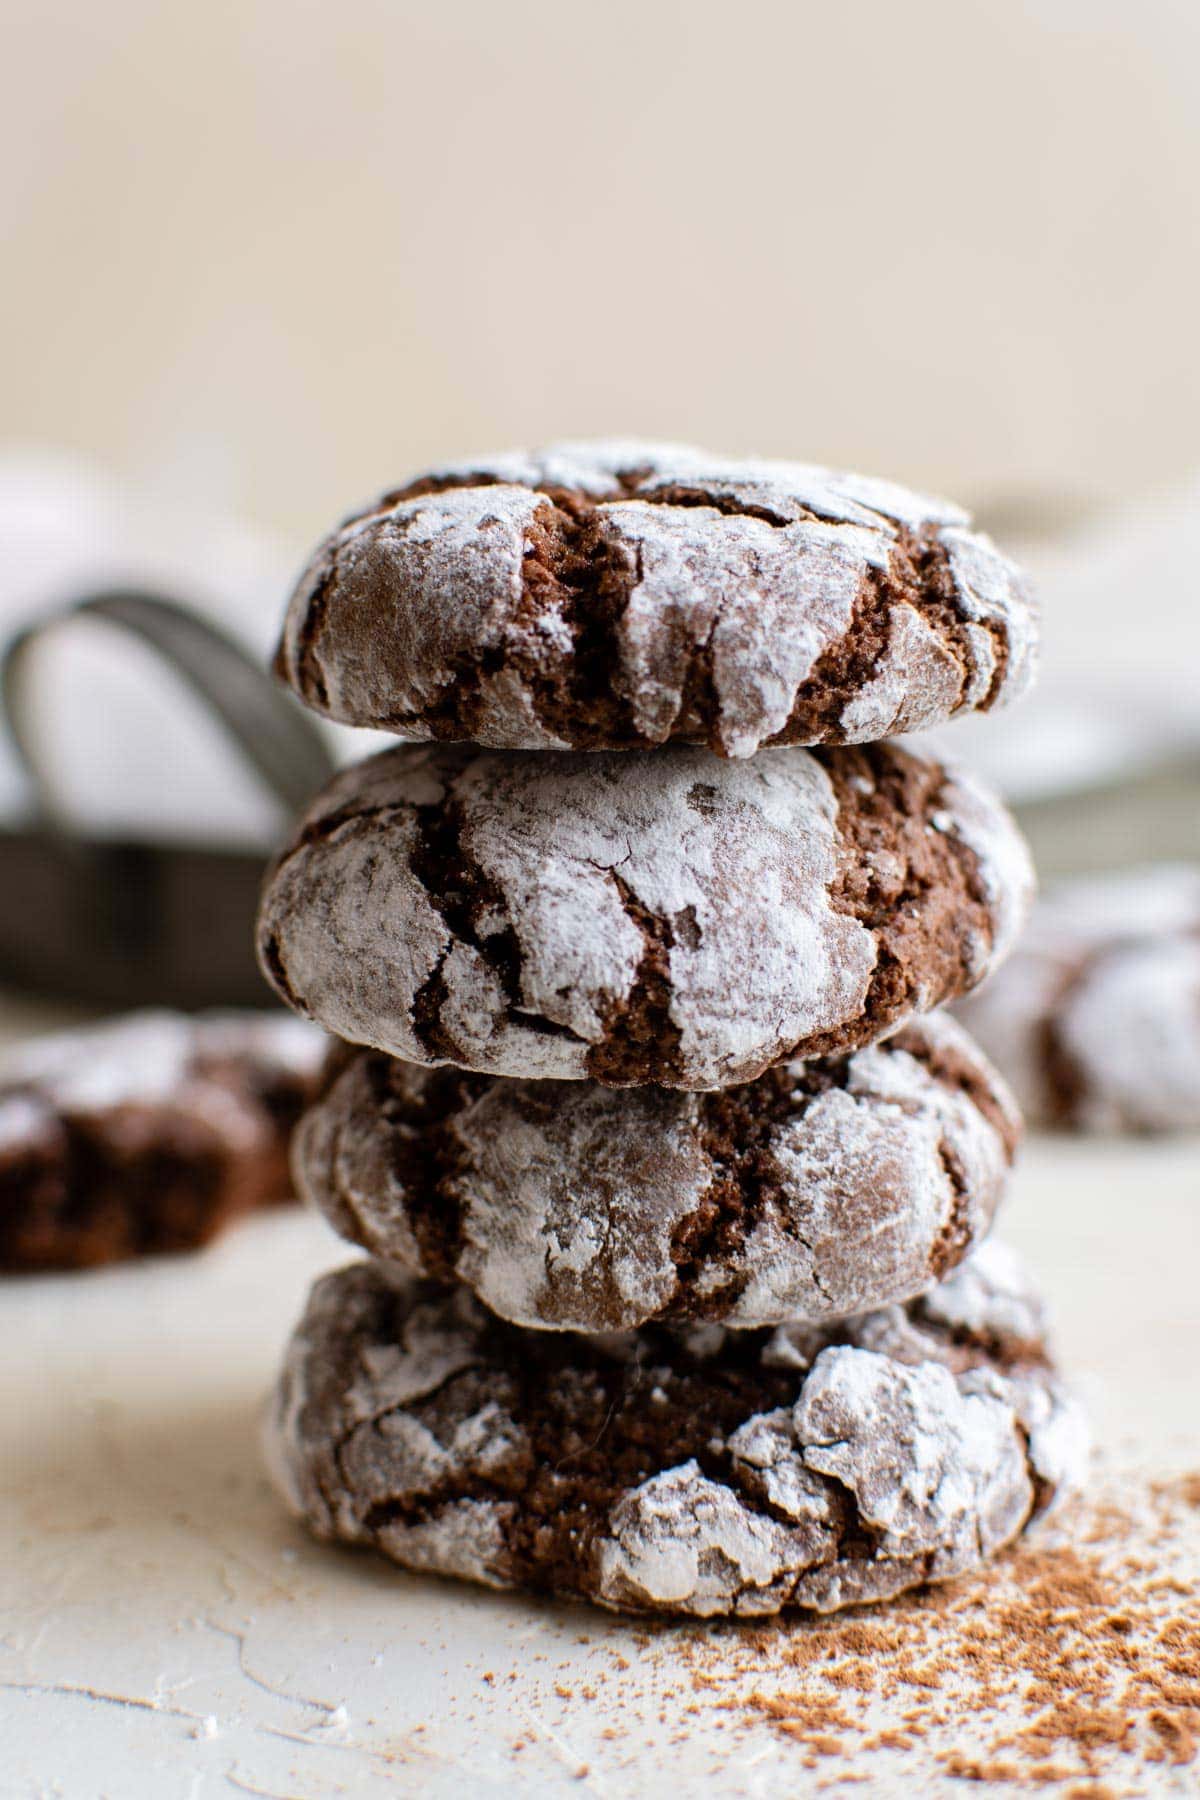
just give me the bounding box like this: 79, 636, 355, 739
3, 0, 1198, 542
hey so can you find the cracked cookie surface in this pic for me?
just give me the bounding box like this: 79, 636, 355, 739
956, 862, 1200, 1133
0, 1010, 329, 1270
256, 739, 1032, 1089
264, 1240, 1086, 1618
274, 440, 1038, 758
295, 1013, 1021, 1332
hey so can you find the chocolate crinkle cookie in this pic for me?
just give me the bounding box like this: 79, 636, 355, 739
295, 1012, 1021, 1332
274, 441, 1038, 758
256, 739, 1032, 1089
265, 1240, 1086, 1619
955, 862, 1200, 1133
0, 1010, 330, 1271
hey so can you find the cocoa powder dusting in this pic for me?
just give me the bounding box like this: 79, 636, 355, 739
654, 1471, 1200, 1787
497, 1471, 1198, 1790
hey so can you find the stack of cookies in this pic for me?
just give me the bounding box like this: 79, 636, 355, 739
257, 443, 1086, 1618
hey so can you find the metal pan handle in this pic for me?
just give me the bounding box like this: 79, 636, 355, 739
1, 587, 335, 827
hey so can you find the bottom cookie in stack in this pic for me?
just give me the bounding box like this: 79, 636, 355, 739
265, 1239, 1087, 1619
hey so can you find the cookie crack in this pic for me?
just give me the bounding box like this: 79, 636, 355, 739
585, 872, 684, 1087
259, 930, 308, 1018
365, 488, 645, 747
406, 794, 585, 1057
371, 646, 510, 740
363, 1060, 486, 1275
779, 744, 999, 1062
793, 1460, 890, 1570
357, 1480, 515, 1538
889, 1022, 1021, 1159
280, 541, 341, 710
906, 1298, 1051, 1378
771, 526, 997, 745
673, 588, 728, 747
410, 947, 461, 1062
1013, 1419, 1054, 1519
270, 801, 415, 874
907, 527, 1011, 711
929, 1136, 974, 1281
807, 1256, 838, 1309
635, 482, 796, 528
538, 1195, 632, 1329
663, 1067, 846, 1319
375, 467, 894, 535
513, 494, 644, 744
321, 1294, 494, 1489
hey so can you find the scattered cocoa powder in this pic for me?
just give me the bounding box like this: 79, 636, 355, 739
652, 1469, 1200, 1788
469, 1467, 1197, 1791
1171, 1473, 1200, 1510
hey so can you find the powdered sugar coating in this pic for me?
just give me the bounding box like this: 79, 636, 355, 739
919, 1236, 1047, 1345
0, 1092, 55, 1155
257, 740, 1031, 1088
276, 440, 1037, 758
599, 1351, 1037, 1617
295, 1013, 1021, 1331
956, 863, 1200, 1132
264, 1244, 1085, 1619
929, 762, 1035, 973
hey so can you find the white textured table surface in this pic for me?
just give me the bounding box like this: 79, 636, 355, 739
1, 1132, 1198, 1800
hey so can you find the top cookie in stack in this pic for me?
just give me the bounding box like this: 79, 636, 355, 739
257, 443, 1078, 1619
274, 440, 1036, 757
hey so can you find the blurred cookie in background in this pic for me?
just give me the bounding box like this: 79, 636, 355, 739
955, 863, 1200, 1134
0, 1010, 330, 1271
